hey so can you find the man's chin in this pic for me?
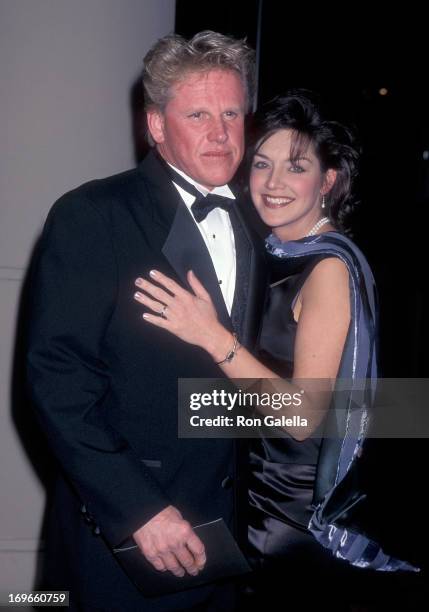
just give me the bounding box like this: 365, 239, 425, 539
199, 170, 239, 189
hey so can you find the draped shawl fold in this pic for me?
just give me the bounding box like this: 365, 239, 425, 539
265, 231, 418, 572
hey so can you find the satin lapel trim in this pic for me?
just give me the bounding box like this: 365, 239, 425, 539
232, 203, 268, 348
161, 203, 232, 330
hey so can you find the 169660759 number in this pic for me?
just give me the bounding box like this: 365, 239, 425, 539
2, 591, 69, 607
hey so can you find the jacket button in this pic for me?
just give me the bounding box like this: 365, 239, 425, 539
221, 475, 233, 489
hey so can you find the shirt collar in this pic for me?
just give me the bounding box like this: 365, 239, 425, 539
167, 162, 235, 200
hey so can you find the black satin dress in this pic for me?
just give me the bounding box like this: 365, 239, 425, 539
248, 254, 324, 556
245, 254, 361, 609
242, 252, 424, 611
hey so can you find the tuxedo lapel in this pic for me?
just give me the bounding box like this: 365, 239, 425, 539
162, 204, 232, 330
229, 206, 251, 339
137, 151, 232, 331
231, 198, 268, 350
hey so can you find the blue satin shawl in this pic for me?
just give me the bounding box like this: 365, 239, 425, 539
265, 231, 418, 572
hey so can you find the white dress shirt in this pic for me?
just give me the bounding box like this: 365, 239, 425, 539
168, 163, 236, 315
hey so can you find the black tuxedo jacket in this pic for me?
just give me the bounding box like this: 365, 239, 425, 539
26, 151, 267, 609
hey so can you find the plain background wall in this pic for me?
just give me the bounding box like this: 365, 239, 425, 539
0, 0, 175, 592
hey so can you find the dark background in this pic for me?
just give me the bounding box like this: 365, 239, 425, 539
176, 1, 429, 573
176, 0, 429, 378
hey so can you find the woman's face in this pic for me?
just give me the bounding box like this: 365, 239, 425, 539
250, 129, 336, 240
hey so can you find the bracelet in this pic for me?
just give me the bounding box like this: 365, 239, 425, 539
215, 333, 240, 365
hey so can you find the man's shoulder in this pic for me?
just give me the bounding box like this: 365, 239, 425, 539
52, 151, 165, 215
60, 166, 143, 207
48, 160, 161, 228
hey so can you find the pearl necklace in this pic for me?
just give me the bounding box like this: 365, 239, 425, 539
306, 216, 330, 237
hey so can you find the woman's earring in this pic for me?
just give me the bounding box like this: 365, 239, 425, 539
321, 195, 326, 209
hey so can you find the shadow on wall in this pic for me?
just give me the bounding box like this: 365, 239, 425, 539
130, 76, 151, 164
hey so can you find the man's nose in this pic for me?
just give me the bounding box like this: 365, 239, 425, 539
207, 117, 228, 143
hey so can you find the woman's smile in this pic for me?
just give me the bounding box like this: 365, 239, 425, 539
262, 194, 295, 208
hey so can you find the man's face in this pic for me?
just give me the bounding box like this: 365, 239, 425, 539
147, 69, 246, 190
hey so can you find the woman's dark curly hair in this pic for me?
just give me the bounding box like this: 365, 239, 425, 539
251, 89, 360, 234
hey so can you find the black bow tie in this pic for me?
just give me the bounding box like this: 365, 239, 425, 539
157, 156, 233, 223
191, 193, 232, 223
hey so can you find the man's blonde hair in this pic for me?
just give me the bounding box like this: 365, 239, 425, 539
142, 30, 256, 113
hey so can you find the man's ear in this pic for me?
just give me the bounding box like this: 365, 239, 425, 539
321, 168, 337, 195
146, 109, 165, 144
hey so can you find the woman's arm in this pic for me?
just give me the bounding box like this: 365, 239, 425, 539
134, 260, 350, 439
293, 257, 351, 379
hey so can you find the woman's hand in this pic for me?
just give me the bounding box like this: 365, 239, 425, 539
134, 269, 231, 356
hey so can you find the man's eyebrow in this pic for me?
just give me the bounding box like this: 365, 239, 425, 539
184, 105, 244, 114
